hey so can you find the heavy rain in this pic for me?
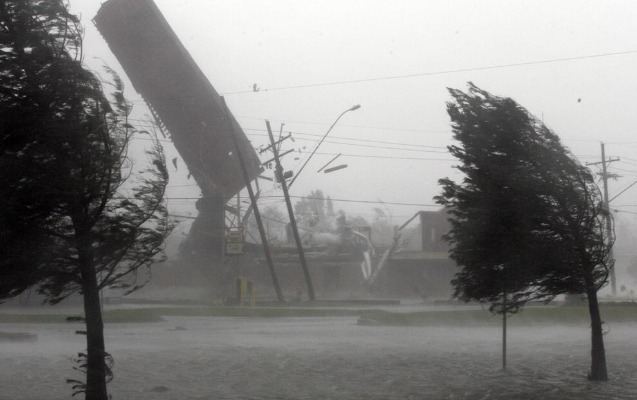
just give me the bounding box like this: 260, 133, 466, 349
2, 1, 637, 399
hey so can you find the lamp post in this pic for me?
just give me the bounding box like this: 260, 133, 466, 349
267, 104, 359, 301
288, 104, 360, 188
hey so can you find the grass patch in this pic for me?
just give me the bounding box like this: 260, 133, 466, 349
1, 302, 636, 326
0, 306, 359, 324
355, 304, 637, 327
150, 306, 362, 318
0, 313, 71, 324
0, 309, 164, 324
357, 309, 500, 327
102, 308, 164, 323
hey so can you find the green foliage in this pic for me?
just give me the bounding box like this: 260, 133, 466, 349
66, 351, 114, 397
436, 83, 612, 313
0, 309, 164, 323
370, 207, 394, 246
293, 190, 371, 235
245, 204, 287, 244
0, 0, 85, 298
357, 304, 637, 327
1, 1, 174, 397
294, 189, 329, 228
3, 303, 636, 326
0, 0, 174, 304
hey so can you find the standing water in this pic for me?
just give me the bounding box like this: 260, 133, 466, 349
1, 314, 636, 399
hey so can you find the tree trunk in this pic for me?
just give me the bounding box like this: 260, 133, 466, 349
502, 292, 507, 370
77, 236, 109, 400
585, 281, 608, 381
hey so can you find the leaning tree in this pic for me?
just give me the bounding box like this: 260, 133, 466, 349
1, 1, 173, 399
436, 83, 613, 381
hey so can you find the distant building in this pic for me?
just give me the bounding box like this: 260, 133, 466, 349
246, 209, 458, 301
374, 209, 457, 299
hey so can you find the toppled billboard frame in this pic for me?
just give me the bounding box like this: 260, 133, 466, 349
93, 0, 261, 199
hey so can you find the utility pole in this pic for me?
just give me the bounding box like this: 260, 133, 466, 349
221, 97, 284, 302
265, 120, 316, 301
588, 142, 620, 295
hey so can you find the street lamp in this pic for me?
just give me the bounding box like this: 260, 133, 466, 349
288, 104, 361, 187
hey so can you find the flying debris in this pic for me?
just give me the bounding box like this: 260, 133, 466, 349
323, 164, 348, 173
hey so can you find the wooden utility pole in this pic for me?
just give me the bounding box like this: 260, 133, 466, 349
588, 143, 620, 295
221, 98, 283, 302
601, 143, 617, 295
265, 120, 316, 301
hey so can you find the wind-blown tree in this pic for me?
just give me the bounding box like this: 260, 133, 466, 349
295, 189, 329, 229
436, 83, 613, 381
0, 0, 83, 297
246, 204, 288, 244
1, 1, 173, 399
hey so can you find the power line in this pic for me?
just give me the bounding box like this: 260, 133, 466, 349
249, 134, 449, 155
164, 195, 439, 208
129, 120, 452, 154
603, 141, 637, 146
261, 195, 439, 208
221, 50, 637, 95
126, 115, 619, 161
617, 160, 637, 167
610, 180, 637, 203
245, 129, 448, 150
287, 150, 455, 162
129, 120, 453, 155
125, 120, 613, 168
166, 183, 200, 188
613, 209, 637, 216
236, 115, 449, 134
612, 170, 637, 177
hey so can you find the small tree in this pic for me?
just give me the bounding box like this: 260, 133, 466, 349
1, 1, 173, 399
371, 207, 394, 246
246, 205, 288, 244
436, 83, 613, 380
295, 189, 330, 229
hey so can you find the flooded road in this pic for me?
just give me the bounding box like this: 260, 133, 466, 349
1, 315, 636, 399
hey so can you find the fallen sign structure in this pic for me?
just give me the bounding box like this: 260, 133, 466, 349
94, 0, 262, 259
93, 0, 261, 200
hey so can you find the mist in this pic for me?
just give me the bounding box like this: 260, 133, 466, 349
4, 0, 637, 398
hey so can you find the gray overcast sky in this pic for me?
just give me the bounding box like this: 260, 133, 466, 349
73, 0, 637, 229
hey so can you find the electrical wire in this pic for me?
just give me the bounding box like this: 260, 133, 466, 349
164, 195, 439, 208
220, 50, 637, 95
611, 167, 637, 175
236, 115, 449, 134
260, 195, 439, 208
245, 128, 449, 149
296, 150, 454, 161
249, 134, 449, 154
612, 208, 637, 216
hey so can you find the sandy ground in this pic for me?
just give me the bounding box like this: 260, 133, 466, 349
1, 314, 637, 399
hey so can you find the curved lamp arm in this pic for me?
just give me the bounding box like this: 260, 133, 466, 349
288, 104, 360, 188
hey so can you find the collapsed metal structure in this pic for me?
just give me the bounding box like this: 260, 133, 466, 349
93, 0, 456, 299
94, 0, 261, 256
